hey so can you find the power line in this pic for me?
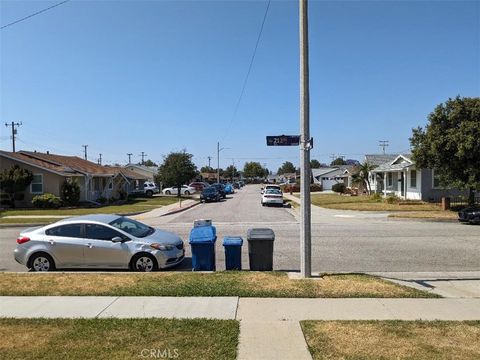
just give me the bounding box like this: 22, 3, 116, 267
1, 0, 70, 30
221, 0, 271, 141
379, 140, 389, 154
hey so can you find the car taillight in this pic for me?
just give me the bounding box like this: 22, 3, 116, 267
17, 237, 30, 244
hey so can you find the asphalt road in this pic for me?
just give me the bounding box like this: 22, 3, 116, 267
1, 184, 479, 272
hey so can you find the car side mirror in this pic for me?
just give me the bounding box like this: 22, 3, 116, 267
111, 236, 124, 243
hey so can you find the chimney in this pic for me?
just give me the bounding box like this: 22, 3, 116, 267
46, 151, 49, 154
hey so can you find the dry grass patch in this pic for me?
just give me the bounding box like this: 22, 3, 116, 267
0, 318, 239, 360
302, 320, 480, 360
389, 211, 458, 220
0, 272, 436, 298
309, 193, 441, 212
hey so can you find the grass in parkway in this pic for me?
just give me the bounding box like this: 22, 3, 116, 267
0, 272, 437, 298
0, 318, 239, 360
302, 320, 480, 360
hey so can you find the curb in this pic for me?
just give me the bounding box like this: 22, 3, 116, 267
388, 216, 458, 223
0, 222, 52, 228
161, 201, 200, 217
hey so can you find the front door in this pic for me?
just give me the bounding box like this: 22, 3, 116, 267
83, 224, 130, 268
400, 172, 405, 197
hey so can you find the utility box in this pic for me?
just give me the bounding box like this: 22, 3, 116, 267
189, 225, 217, 271
247, 228, 275, 271
223, 236, 243, 270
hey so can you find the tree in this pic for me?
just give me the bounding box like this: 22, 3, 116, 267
351, 162, 376, 195
0, 165, 34, 208
60, 179, 81, 206
243, 162, 266, 178
225, 165, 238, 179
310, 159, 321, 168
345, 159, 360, 166
142, 159, 157, 167
158, 151, 197, 197
330, 157, 346, 166
410, 96, 480, 205
200, 166, 215, 173
277, 161, 296, 175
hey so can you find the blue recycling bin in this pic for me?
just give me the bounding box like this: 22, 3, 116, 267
189, 225, 217, 271
223, 236, 243, 270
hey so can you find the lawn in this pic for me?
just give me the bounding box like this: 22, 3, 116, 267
0, 318, 239, 360
302, 320, 480, 359
309, 193, 446, 212
0, 272, 437, 298
0, 196, 187, 218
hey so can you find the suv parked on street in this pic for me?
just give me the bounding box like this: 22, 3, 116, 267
131, 181, 159, 197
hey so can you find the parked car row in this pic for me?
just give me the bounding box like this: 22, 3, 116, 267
200, 182, 244, 203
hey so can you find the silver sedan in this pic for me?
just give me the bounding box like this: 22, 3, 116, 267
13, 214, 185, 272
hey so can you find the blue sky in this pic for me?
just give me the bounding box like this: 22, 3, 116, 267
1, 0, 478, 172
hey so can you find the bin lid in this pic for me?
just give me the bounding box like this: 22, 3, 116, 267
223, 236, 243, 246
247, 228, 275, 241
189, 225, 217, 243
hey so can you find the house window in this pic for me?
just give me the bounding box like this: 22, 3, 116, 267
432, 170, 441, 188
31, 174, 43, 194
387, 173, 393, 187
410, 170, 417, 188
108, 181, 113, 190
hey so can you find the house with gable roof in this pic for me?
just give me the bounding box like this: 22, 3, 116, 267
0, 150, 148, 206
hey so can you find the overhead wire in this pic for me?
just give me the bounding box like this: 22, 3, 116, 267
1, 0, 70, 30
220, 0, 271, 142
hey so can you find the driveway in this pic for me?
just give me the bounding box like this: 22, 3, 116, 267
1, 184, 479, 272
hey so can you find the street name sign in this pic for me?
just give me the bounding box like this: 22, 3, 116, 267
266, 135, 301, 146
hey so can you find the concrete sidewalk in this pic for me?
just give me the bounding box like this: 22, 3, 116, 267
2, 296, 480, 360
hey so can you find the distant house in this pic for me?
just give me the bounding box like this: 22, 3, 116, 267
312, 166, 354, 190
124, 163, 159, 183
0, 150, 148, 206
368, 154, 467, 201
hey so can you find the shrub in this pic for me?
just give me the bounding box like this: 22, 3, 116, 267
332, 183, 346, 193
118, 189, 127, 200
281, 184, 323, 193
384, 194, 400, 204
60, 180, 80, 206
32, 193, 61, 208
96, 196, 107, 204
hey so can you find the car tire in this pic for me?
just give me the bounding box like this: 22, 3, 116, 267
29, 252, 56, 272
146, 190, 153, 197
165, 190, 171, 195
131, 253, 158, 272
184, 191, 190, 195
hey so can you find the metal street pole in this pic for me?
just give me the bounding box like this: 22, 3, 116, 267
217, 142, 220, 183
300, 0, 312, 278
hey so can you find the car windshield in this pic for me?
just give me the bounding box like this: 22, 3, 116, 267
204, 187, 216, 193
109, 217, 154, 238
266, 189, 282, 195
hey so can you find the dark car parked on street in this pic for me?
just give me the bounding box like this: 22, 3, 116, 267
200, 187, 222, 203
458, 207, 480, 225
211, 183, 226, 199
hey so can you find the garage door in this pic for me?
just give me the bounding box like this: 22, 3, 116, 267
322, 179, 340, 190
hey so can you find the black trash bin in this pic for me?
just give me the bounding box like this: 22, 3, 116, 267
247, 228, 275, 271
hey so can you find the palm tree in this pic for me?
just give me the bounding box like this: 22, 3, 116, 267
351, 162, 375, 195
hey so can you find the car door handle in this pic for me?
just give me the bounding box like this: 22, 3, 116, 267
85, 243, 93, 249
49, 240, 55, 245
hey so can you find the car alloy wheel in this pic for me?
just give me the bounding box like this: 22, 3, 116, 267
134, 255, 156, 272
184, 191, 190, 195
165, 190, 171, 195
31, 254, 53, 272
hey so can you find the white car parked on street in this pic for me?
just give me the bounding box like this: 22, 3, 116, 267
261, 188, 284, 207
162, 185, 196, 195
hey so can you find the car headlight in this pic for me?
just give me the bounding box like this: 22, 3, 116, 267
150, 243, 175, 251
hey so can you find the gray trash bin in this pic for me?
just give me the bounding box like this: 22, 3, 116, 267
247, 228, 275, 271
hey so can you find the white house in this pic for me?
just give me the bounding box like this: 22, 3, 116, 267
312, 166, 353, 190
369, 154, 467, 201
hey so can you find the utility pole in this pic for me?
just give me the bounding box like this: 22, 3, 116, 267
4, 122, 22, 152
330, 154, 336, 163
208, 156, 212, 168
98, 154, 102, 165
300, 0, 312, 278
140, 152, 147, 165
217, 143, 220, 183
127, 153, 133, 164
82, 145, 88, 160
379, 140, 389, 155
